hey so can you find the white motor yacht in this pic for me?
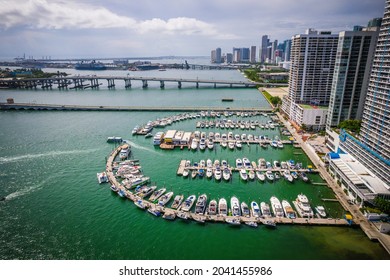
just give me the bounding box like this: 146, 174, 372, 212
239, 169, 248, 181
218, 198, 228, 216
251, 201, 261, 218
270, 196, 284, 217
230, 196, 241, 216
282, 200, 296, 219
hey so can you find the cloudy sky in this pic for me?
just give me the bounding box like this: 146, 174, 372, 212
0, 0, 386, 59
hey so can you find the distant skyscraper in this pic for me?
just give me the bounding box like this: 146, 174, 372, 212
261, 35, 269, 63
327, 29, 379, 128
250, 46, 256, 63
271, 40, 278, 64
210, 50, 216, 63
226, 53, 233, 64
367, 17, 382, 28
233, 47, 241, 63
241, 48, 250, 62
283, 39, 292, 61
215, 48, 222, 63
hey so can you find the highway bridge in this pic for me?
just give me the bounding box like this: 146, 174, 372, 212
0, 75, 288, 90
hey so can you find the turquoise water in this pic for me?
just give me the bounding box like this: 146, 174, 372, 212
0, 68, 388, 259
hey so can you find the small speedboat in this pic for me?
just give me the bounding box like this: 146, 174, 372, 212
149, 188, 166, 201
225, 217, 241, 226
251, 201, 261, 218
315, 206, 327, 218
263, 220, 276, 228
239, 169, 248, 181
134, 199, 146, 209
158, 191, 174, 206
97, 172, 108, 184
222, 168, 231, 181
180, 195, 196, 212
248, 170, 255, 180
214, 168, 222, 181
218, 198, 228, 216
256, 171, 265, 182
241, 202, 250, 217
245, 221, 258, 228
208, 199, 218, 215
110, 184, 118, 192
147, 208, 161, 217
206, 168, 213, 179
171, 194, 184, 209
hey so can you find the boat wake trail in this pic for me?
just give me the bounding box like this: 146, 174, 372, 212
5, 176, 53, 201
0, 149, 99, 164
126, 141, 163, 156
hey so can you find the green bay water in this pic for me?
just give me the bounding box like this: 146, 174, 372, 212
0, 69, 388, 259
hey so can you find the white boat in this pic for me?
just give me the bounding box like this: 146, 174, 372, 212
162, 212, 176, 220
221, 141, 227, 148
225, 217, 241, 226
199, 139, 206, 150
291, 171, 298, 179
171, 194, 184, 209
147, 207, 161, 217
245, 221, 258, 228
195, 194, 207, 215
283, 170, 294, 182
158, 191, 174, 206
206, 159, 213, 168
137, 186, 156, 198
119, 144, 130, 160
265, 170, 274, 181
250, 201, 260, 218
180, 195, 196, 212
176, 211, 190, 220
262, 220, 276, 228
222, 168, 231, 181
221, 160, 228, 168
206, 168, 213, 179
182, 169, 189, 178
300, 172, 310, 182
248, 170, 255, 180
293, 194, 314, 218
315, 206, 327, 218
153, 132, 164, 145
241, 202, 250, 217
218, 198, 228, 216
231, 196, 241, 216
280, 161, 288, 169
235, 140, 242, 149
134, 199, 146, 210
97, 172, 108, 184
273, 161, 280, 169
270, 196, 284, 217
190, 139, 198, 150
236, 158, 243, 169
277, 141, 284, 148
199, 160, 205, 168
149, 188, 166, 201
110, 184, 118, 192
243, 158, 251, 169
191, 169, 197, 179
258, 158, 266, 169
256, 171, 265, 182
239, 169, 248, 181
208, 199, 217, 215
214, 168, 222, 181
282, 200, 296, 219
207, 140, 214, 150
228, 141, 235, 150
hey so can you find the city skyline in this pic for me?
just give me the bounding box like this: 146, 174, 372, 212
0, 0, 386, 58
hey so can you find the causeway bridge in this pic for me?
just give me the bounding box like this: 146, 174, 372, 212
0, 76, 287, 90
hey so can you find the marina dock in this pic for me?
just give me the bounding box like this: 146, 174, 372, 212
105, 144, 352, 228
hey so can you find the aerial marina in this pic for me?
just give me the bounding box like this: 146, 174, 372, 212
98, 110, 352, 228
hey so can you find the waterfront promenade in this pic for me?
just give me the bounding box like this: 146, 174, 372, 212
277, 112, 390, 254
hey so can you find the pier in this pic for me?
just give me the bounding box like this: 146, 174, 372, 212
0, 75, 287, 90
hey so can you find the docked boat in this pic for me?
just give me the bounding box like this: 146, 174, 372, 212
191, 139, 199, 150
149, 188, 166, 201
158, 191, 174, 206
132, 126, 140, 135
206, 168, 213, 179
191, 169, 198, 179
145, 133, 153, 138
222, 168, 231, 181
119, 144, 131, 160
282, 200, 296, 219
273, 160, 281, 169
245, 221, 258, 228
147, 207, 161, 217
180, 195, 196, 212
251, 201, 261, 218
248, 170, 255, 180
239, 169, 248, 181
300, 172, 309, 182
110, 184, 118, 192
280, 161, 288, 169
118, 189, 126, 198
221, 141, 227, 148
294, 194, 314, 218
270, 196, 284, 218
97, 172, 108, 184
231, 196, 241, 216
182, 169, 189, 178
283, 170, 294, 182
137, 186, 156, 198
256, 171, 266, 182
134, 199, 147, 209
195, 194, 208, 215
208, 199, 218, 215
214, 167, 222, 181
228, 141, 235, 150
291, 171, 298, 180
176, 211, 190, 220
162, 212, 176, 220
199, 139, 206, 150
258, 158, 266, 169
218, 198, 228, 216
241, 202, 250, 217
262, 220, 276, 228
235, 140, 242, 149
125, 176, 150, 189
225, 217, 241, 226
315, 206, 327, 218
207, 140, 214, 150
171, 194, 184, 209
265, 171, 274, 181
236, 158, 243, 169
243, 158, 251, 169
153, 132, 164, 145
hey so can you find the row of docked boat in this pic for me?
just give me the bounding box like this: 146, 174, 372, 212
196, 119, 278, 130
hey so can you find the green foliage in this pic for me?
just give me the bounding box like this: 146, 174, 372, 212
374, 197, 390, 215
243, 69, 260, 82
338, 119, 362, 134
269, 96, 281, 105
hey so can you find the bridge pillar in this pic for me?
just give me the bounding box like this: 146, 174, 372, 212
160, 81, 165, 89
178, 81, 182, 89
125, 79, 131, 89
107, 79, 115, 88
196, 82, 199, 88
230, 84, 233, 88
214, 83, 216, 88
142, 80, 148, 88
